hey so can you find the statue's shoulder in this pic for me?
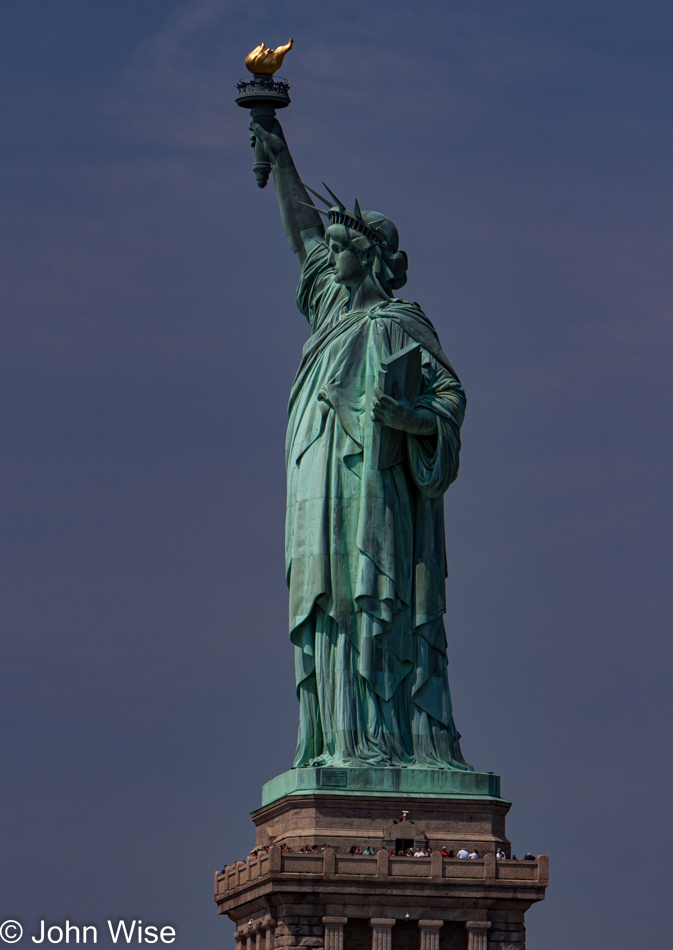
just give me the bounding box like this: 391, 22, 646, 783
379, 299, 460, 382
379, 297, 438, 333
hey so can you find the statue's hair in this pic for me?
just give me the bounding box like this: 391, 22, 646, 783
325, 211, 408, 294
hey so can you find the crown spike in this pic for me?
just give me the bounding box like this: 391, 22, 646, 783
297, 201, 330, 217
322, 183, 346, 210
300, 183, 333, 208
353, 198, 363, 220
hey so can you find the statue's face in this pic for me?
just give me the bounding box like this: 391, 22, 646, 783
327, 238, 365, 288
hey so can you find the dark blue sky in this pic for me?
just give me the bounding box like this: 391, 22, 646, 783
1, 2, 671, 947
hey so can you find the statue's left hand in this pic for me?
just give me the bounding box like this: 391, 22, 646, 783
371, 385, 435, 435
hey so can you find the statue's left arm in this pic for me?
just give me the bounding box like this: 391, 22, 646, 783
371, 386, 436, 435
409, 357, 465, 498
372, 356, 466, 498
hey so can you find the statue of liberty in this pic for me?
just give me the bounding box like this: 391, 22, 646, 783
250, 113, 472, 774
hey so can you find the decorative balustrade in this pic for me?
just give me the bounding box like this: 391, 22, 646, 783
215, 847, 549, 898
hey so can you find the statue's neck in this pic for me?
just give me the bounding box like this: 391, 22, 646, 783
346, 274, 389, 312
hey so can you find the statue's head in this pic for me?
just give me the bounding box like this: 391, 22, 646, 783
326, 211, 408, 295
305, 185, 408, 295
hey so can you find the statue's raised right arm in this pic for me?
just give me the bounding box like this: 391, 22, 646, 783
249, 119, 324, 267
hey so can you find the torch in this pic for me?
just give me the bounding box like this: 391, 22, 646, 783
235, 39, 293, 188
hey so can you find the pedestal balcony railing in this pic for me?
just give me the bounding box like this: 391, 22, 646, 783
215, 846, 549, 898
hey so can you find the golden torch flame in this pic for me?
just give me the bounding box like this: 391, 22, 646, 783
245, 38, 293, 75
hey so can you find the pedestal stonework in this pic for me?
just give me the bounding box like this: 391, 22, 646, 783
215, 779, 547, 949
250, 791, 510, 857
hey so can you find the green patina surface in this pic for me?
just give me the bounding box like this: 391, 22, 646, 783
287, 245, 469, 771
246, 109, 491, 780
261, 768, 505, 807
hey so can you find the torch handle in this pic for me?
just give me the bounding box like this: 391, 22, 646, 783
250, 107, 276, 189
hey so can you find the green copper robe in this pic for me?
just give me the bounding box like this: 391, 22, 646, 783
287, 245, 471, 770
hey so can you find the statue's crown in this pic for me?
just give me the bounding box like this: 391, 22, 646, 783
327, 208, 387, 247
300, 184, 388, 248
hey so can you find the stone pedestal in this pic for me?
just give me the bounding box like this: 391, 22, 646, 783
250, 790, 512, 858
216, 780, 547, 949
